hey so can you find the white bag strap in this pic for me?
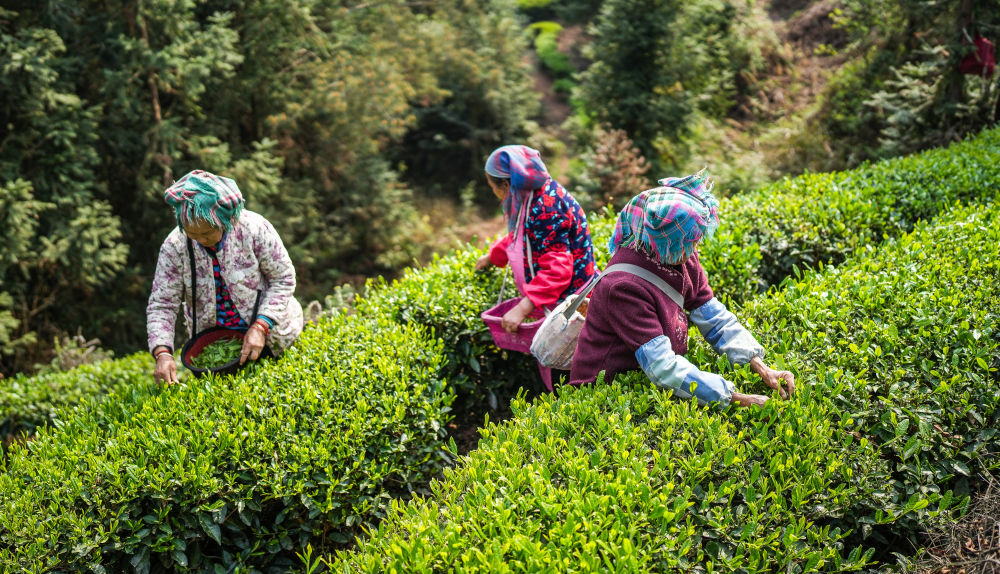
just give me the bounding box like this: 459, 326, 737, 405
560, 263, 685, 320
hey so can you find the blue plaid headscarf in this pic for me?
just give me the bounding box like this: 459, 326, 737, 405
485, 145, 551, 233
609, 170, 720, 265
163, 170, 245, 232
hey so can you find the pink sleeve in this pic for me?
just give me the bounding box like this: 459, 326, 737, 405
489, 234, 512, 267
522, 249, 573, 310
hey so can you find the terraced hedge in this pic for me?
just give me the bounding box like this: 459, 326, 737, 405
331, 205, 1000, 571
1, 353, 151, 456
593, 126, 1000, 303
0, 313, 452, 572
358, 251, 539, 408
366, 128, 1000, 405
1, 126, 996, 572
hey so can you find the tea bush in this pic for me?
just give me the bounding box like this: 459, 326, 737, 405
359, 249, 542, 408
332, 375, 891, 572
331, 205, 998, 571
736, 203, 1000, 541
0, 313, 452, 572
587, 127, 1000, 304
1, 352, 150, 454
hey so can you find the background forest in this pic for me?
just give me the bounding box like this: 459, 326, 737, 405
1, 0, 998, 377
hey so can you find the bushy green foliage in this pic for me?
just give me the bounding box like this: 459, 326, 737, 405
738, 204, 1000, 540
0, 12, 129, 373
1, 353, 150, 454
331, 204, 999, 572
334, 376, 884, 572
670, 0, 781, 118
530, 21, 575, 83
578, 0, 690, 162
821, 0, 999, 161
577, 0, 780, 168
587, 127, 1000, 304
388, 0, 538, 203
0, 314, 452, 572
359, 248, 541, 410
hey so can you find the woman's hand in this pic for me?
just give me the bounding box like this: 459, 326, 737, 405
501, 297, 535, 334
731, 392, 769, 408
749, 356, 795, 399
240, 323, 267, 365
153, 348, 178, 385
474, 254, 492, 272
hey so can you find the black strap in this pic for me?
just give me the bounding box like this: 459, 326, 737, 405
187, 238, 197, 339
249, 289, 264, 325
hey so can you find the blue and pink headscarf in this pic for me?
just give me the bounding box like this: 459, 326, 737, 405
163, 170, 245, 232
485, 145, 551, 233
609, 170, 720, 265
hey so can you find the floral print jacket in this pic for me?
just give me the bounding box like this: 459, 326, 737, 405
147, 210, 304, 353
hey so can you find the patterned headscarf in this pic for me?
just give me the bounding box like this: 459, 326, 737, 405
163, 170, 244, 232
485, 145, 551, 233
608, 170, 720, 265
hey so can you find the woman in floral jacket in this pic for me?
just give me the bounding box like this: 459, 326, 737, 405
474, 145, 597, 334
147, 170, 303, 384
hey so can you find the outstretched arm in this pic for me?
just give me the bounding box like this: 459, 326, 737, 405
690, 298, 794, 399
636, 335, 741, 407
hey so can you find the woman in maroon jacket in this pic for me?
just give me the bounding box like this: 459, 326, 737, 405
569, 172, 794, 407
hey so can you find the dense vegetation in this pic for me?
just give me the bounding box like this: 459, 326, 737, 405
1, 126, 997, 571
3, 0, 997, 376
1, 313, 452, 571
333, 204, 999, 572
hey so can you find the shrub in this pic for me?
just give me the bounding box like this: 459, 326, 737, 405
332, 376, 888, 572
586, 126, 1000, 304
1, 352, 150, 455
737, 203, 1000, 542
358, 248, 543, 410
0, 313, 452, 572
331, 204, 999, 570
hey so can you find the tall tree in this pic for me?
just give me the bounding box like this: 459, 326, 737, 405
0, 8, 128, 374
390, 0, 539, 203
577, 0, 691, 166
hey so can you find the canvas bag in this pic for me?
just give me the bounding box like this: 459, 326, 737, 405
530, 263, 685, 371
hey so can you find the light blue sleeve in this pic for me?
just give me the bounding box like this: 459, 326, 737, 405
636, 335, 735, 407
689, 298, 764, 365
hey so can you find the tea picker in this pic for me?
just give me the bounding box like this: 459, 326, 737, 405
568, 172, 796, 407
147, 170, 304, 384
475, 145, 598, 391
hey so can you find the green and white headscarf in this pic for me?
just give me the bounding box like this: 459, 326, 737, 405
163, 170, 244, 231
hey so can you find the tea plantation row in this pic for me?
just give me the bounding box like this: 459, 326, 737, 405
330, 204, 1000, 572
365, 127, 1000, 405
3, 127, 996, 434
0, 314, 452, 572
637, 125, 1000, 303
